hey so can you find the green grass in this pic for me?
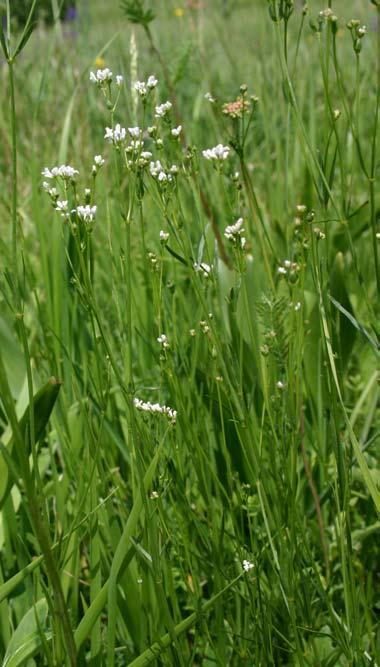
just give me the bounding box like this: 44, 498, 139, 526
0, 0, 379, 664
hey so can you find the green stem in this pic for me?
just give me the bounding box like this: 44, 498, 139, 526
370, 7, 380, 294
9, 60, 18, 280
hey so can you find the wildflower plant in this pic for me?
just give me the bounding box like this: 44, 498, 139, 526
1, 1, 380, 666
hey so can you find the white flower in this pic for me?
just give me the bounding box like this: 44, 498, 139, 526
59, 165, 79, 179
194, 262, 212, 278
150, 160, 163, 177
128, 126, 141, 138
171, 125, 182, 137
92, 155, 105, 175
104, 124, 127, 145
129, 140, 144, 152
242, 560, 254, 572
160, 230, 169, 243
294, 302, 301, 312
155, 101, 172, 118
224, 217, 245, 244
42, 182, 59, 199
276, 381, 285, 390
170, 165, 179, 174
277, 267, 287, 275
42, 165, 79, 180
204, 92, 215, 103
147, 75, 158, 89
150, 160, 172, 183
76, 205, 97, 223
157, 334, 170, 349
55, 200, 69, 217
202, 144, 230, 161
89, 68, 113, 84
140, 151, 153, 160
116, 74, 123, 87
133, 397, 177, 424
44, 184, 58, 198
42, 167, 57, 179
134, 80, 147, 97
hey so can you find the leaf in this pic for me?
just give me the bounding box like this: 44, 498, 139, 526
0, 377, 62, 509
75, 434, 168, 652
128, 575, 242, 666
13, 21, 36, 58
329, 253, 357, 370
329, 295, 379, 351
0, 316, 25, 398
13, 0, 37, 58
2, 598, 52, 667
120, 0, 155, 28
0, 24, 9, 60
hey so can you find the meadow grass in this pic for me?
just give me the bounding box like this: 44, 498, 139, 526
0, 0, 379, 664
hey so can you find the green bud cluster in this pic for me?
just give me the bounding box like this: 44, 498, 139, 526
268, 0, 294, 22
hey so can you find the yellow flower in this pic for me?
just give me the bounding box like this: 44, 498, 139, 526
95, 56, 106, 68
174, 7, 185, 17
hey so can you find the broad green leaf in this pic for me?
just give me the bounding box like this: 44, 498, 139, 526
2, 598, 52, 667
0, 377, 61, 509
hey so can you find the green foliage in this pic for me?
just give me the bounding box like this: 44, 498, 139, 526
6, 0, 76, 27
120, 0, 155, 28
0, 0, 379, 664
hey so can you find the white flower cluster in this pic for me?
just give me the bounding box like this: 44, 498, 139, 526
92, 154, 105, 175
242, 559, 254, 572
224, 217, 246, 249
51, 201, 97, 224
194, 262, 212, 278
202, 144, 230, 161
157, 334, 170, 349
160, 230, 169, 243
127, 140, 144, 154
42, 165, 79, 180
104, 124, 127, 145
134, 75, 158, 98
128, 127, 141, 139
42, 182, 58, 199
133, 397, 177, 425
277, 259, 299, 276
150, 160, 177, 183
76, 205, 97, 223
89, 68, 113, 84
319, 8, 334, 19
90, 68, 124, 88
55, 200, 69, 218
171, 125, 182, 137
155, 101, 172, 118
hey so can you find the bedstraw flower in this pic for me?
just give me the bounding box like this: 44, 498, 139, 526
133, 397, 177, 424
155, 101, 172, 118
202, 144, 230, 161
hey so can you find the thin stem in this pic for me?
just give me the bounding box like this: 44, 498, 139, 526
370, 7, 380, 293
9, 60, 18, 280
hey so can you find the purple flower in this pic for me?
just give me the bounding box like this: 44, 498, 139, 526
65, 5, 77, 21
